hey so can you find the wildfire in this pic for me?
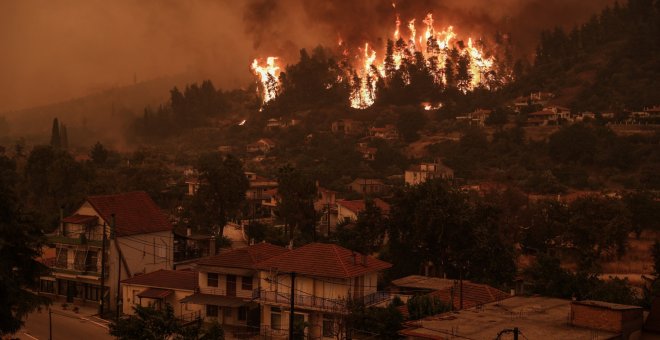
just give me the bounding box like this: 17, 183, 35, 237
250, 9, 504, 110
251, 57, 281, 104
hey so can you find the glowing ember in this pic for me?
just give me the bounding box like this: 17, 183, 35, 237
251, 57, 281, 105
238, 119, 246, 126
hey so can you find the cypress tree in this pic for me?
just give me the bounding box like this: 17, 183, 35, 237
60, 123, 68, 149
50, 118, 61, 148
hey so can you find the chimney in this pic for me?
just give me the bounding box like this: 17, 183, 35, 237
210, 236, 216, 255
186, 227, 191, 237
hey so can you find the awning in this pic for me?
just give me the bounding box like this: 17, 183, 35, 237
180, 293, 247, 307
138, 288, 173, 299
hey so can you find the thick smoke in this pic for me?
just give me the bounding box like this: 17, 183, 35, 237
0, 0, 614, 114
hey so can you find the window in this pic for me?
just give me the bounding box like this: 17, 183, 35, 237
238, 306, 248, 321
271, 307, 281, 330
207, 273, 218, 287
322, 314, 335, 337
206, 305, 219, 317
241, 276, 253, 291
40, 280, 55, 294
55, 248, 68, 268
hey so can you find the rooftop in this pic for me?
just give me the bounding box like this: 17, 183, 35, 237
86, 191, 172, 237
255, 243, 392, 279
121, 269, 197, 291
337, 198, 390, 215
391, 275, 457, 291
401, 296, 618, 340
196, 242, 288, 269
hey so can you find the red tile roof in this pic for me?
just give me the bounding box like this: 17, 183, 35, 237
337, 198, 390, 215
137, 287, 173, 299
62, 214, 98, 225
255, 243, 392, 279
87, 191, 172, 237
122, 269, 197, 291
429, 281, 510, 310
196, 242, 288, 269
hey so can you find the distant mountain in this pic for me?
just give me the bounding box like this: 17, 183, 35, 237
514, 0, 660, 111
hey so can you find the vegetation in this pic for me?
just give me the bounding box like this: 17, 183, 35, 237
109, 304, 224, 340
0, 154, 50, 335
406, 295, 451, 320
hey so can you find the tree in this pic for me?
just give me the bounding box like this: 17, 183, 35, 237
622, 191, 660, 238
335, 199, 387, 254
406, 295, 450, 320
0, 154, 50, 335
396, 106, 427, 142
193, 153, 249, 238
90, 142, 109, 166
276, 165, 317, 242
50, 118, 60, 148
60, 123, 68, 149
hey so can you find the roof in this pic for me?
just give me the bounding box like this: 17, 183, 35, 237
391, 275, 457, 291
62, 214, 98, 225
528, 110, 556, 117
400, 296, 618, 340
254, 243, 392, 279
137, 288, 173, 299
406, 163, 453, 173
180, 293, 247, 307
429, 281, 511, 309
87, 191, 172, 237
196, 242, 288, 269
572, 300, 642, 311
337, 198, 390, 215
121, 269, 197, 291
350, 178, 384, 185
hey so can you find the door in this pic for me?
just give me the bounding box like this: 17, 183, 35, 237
226, 275, 236, 297
66, 281, 76, 302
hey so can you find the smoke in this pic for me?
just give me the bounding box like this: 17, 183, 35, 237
0, 0, 614, 114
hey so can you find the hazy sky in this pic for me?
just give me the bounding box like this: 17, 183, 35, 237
0, 0, 614, 113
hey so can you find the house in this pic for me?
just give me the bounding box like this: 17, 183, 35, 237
526, 109, 558, 126
456, 109, 492, 126
331, 119, 363, 135
348, 178, 387, 196
121, 269, 201, 322
246, 138, 276, 153
405, 162, 454, 186
245, 172, 278, 224
356, 145, 377, 161
253, 243, 392, 339
400, 296, 641, 339
173, 227, 215, 269
336, 198, 390, 224
545, 106, 571, 120
513, 92, 554, 112
182, 243, 289, 337
266, 118, 283, 131
40, 191, 174, 312
367, 125, 399, 140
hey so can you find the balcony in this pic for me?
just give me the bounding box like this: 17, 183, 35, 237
47, 232, 105, 247
253, 289, 392, 313
43, 257, 105, 277
199, 287, 227, 295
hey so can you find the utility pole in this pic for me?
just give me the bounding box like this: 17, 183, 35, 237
48, 307, 52, 340
514, 327, 519, 340
289, 272, 296, 340
112, 213, 121, 320
99, 222, 107, 315
459, 266, 463, 310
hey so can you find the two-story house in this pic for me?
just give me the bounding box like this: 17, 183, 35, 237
404, 162, 454, 186
348, 178, 387, 196
40, 191, 174, 312
181, 243, 289, 337
254, 243, 392, 339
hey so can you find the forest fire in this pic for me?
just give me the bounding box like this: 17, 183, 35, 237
251, 57, 281, 105
252, 11, 503, 109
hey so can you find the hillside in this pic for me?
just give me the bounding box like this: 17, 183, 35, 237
514, 0, 660, 111
0, 73, 200, 150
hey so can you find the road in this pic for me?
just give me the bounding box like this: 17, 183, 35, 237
18, 309, 113, 340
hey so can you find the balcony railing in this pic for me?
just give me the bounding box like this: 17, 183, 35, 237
199, 287, 227, 295
253, 289, 392, 313
43, 258, 104, 277
47, 233, 105, 247
253, 289, 347, 313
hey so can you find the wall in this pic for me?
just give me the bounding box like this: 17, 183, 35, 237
571, 303, 643, 335
121, 284, 200, 317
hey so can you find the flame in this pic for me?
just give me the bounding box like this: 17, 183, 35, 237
251, 57, 281, 105
251, 9, 505, 110
238, 119, 246, 126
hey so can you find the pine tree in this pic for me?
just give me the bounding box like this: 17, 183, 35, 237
49, 118, 60, 148
384, 39, 396, 79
